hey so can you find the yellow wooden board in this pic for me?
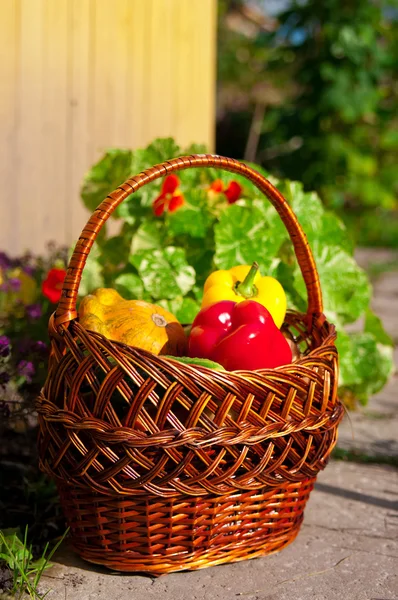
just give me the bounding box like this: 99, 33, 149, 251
0, 0, 216, 254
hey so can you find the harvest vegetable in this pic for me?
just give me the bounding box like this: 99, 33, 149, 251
164, 356, 225, 371
188, 300, 292, 371
78, 288, 187, 355
201, 262, 287, 328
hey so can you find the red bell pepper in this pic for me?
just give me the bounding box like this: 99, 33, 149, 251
188, 300, 292, 371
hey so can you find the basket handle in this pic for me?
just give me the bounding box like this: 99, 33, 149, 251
55, 154, 323, 329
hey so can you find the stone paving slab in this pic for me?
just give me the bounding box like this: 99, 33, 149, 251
42, 461, 398, 600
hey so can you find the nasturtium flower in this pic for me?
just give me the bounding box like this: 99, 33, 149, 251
42, 268, 66, 303
209, 179, 243, 204
152, 174, 185, 216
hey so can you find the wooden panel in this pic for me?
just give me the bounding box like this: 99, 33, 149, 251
0, 0, 217, 255
15, 0, 46, 253
0, 0, 19, 254
172, 0, 217, 149
40, 0, 69, 246
69, 0, 93, 243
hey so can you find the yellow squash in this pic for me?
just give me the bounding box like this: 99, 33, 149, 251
78, 288, 187, 356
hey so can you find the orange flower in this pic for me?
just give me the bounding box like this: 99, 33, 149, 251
152, 174, 185, 216
42, 268, 66, 303
209, 179, 242, 204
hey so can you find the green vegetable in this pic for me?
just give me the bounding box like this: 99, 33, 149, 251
164, 356, 225, 371
79, 137, 394, 406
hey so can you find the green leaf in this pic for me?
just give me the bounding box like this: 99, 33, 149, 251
0, 528, 21, 541
253, 199, 289, 250
99, 234, 131, 268
115, 197, 148, 225
337, 330, 395, 403
294, 246, 371, 324
183, 142, 208, 155
131, 138, 182, 174
78, 244, 104, 297
279, 180, 324, 239
81, 149, 133, 213
114, 273, 145, 300
192, 284, 204, 304
214, 201, 286, 273
186, 246, 215, 288
166, 189, 213, 239
158, 296, 201, 323
130, 220, 164, 253
30, 556, 53, 574
273, 260, 306, 312
364, 308, 394, 346
315, 211, 354, 255
0, 552, 13, 567
130, 247, 196, 300
336, 329, 365, 388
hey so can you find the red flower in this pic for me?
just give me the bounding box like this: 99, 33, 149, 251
209, 179, 242, 204
42, 268, 66, 303
209, 179, 224, 193
153, 174, 185, 216
224, 181, 242, 204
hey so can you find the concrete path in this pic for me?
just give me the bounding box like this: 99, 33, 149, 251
41, 249, 398, 600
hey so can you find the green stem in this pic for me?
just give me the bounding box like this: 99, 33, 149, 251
235, 261, 259, 298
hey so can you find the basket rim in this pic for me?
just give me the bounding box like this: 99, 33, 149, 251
50, 309, 336, 381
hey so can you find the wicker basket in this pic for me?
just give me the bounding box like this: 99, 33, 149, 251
37, 155, 344, 575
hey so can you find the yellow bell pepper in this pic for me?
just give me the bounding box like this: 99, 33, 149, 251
202, 262, 287, 328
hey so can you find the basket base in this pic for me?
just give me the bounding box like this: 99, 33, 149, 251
58, 479, 315, 575
73, 518, 303, 574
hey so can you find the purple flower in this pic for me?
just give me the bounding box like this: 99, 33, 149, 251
0, 252, 11, 270
26, 303, 42, 319
0, 336, 11, 357
9, 278, 21, 292
23, 265, 36, 277
18, 360, 35, 382
34, 340, 48, 354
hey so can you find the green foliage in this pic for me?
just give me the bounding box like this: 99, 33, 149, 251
81, 149, 133, 213
214, 200, 286, 272
78, 137, 394, 405
337, 330, 394, 405
0, 526, 68, 599
130, 247, 196, 300
217, 0, 398, 246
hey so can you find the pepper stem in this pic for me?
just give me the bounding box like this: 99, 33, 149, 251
235, 262, 259, 298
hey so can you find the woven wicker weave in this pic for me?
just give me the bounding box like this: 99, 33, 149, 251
37, 155, 344, 574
